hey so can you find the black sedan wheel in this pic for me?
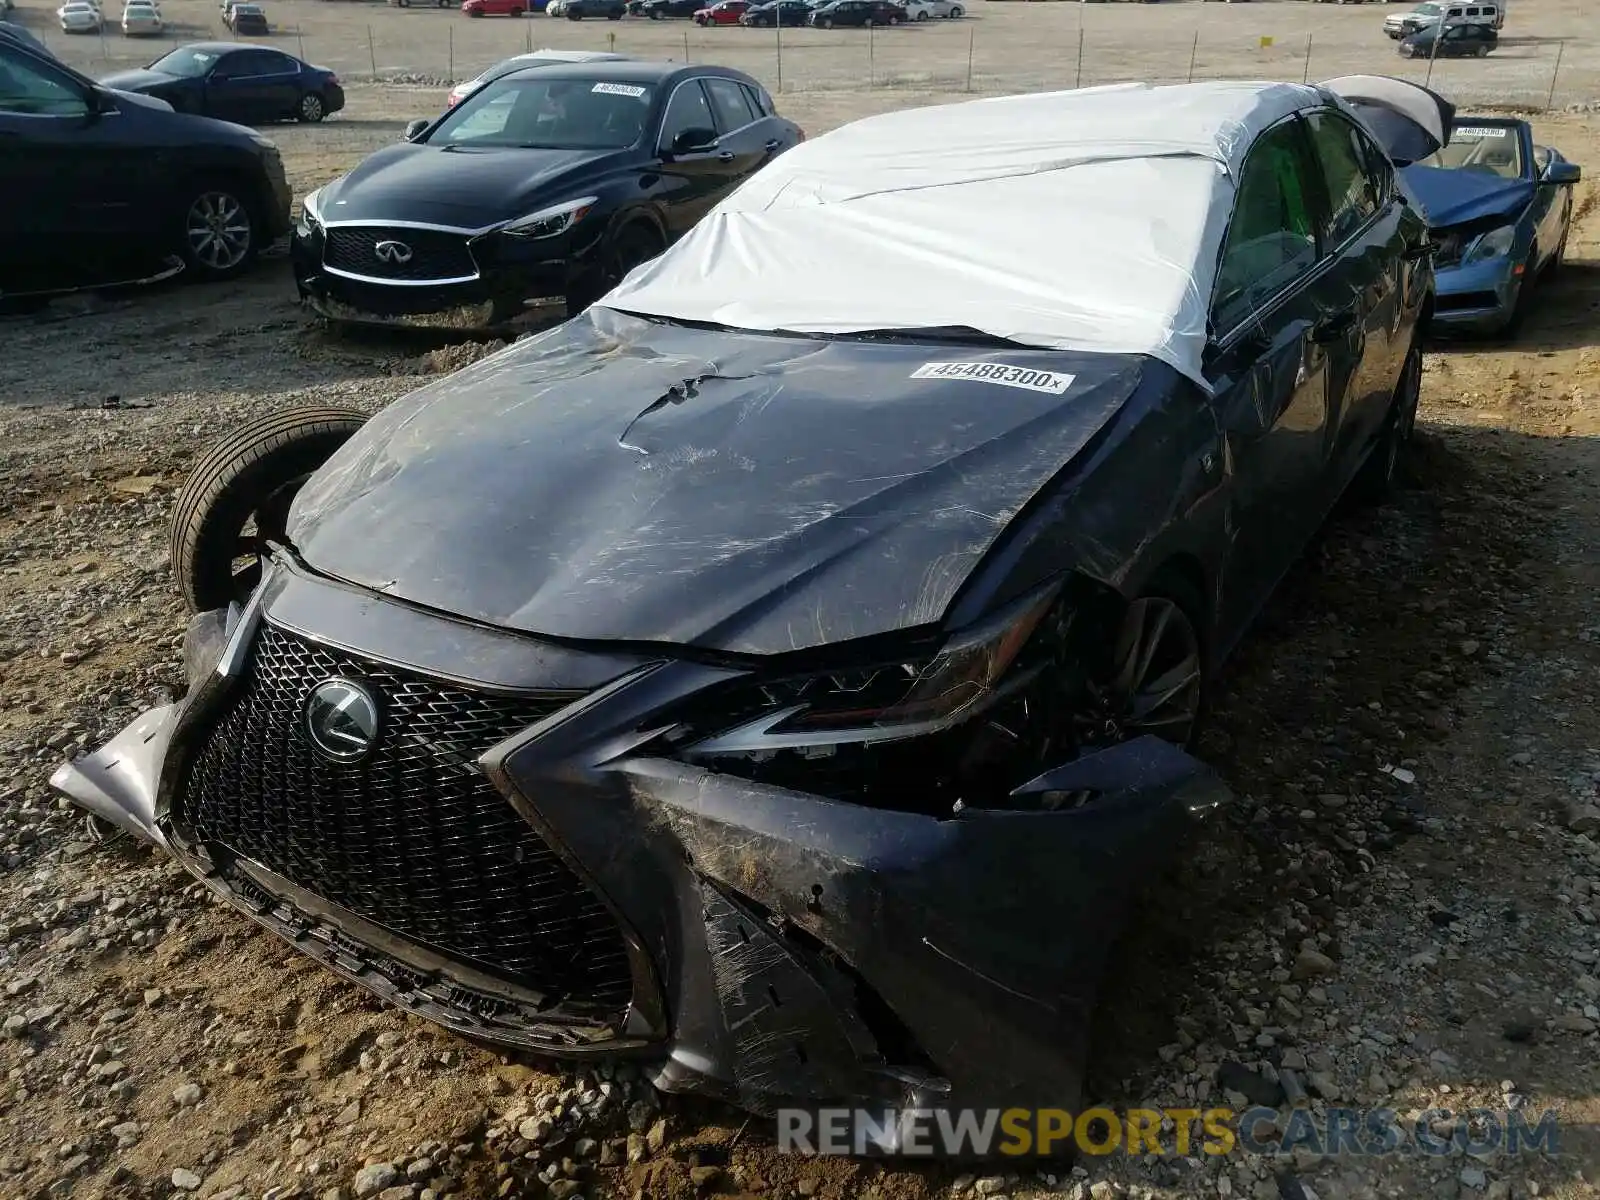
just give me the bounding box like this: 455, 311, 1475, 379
1351, 339, 1421, 502
1083, 592, 1206, 750
297, 91, 326, 122
820, 14, 832, 24
565, 223, 664, 315
181, 188, 255, 281
170, 406, 369, 613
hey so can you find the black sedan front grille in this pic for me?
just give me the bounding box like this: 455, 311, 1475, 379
172, 622, 634, 1019
323, 227, 478, 282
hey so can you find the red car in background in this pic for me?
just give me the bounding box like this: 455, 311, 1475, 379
693, 0, 746, 23
462, 0, 537, 16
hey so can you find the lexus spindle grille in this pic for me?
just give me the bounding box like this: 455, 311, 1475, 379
173, 622, 634, 1020
323, 227, 478, 282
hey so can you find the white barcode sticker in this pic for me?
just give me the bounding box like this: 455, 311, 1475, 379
910, 362, 1074, 394
592, 82, 648, 97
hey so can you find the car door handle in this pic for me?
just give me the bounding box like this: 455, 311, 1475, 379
716, 150, 735, 162
764, 137, 781, 151
1311, 312, 1356, 343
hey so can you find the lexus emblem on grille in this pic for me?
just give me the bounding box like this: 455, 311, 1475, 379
304, 678, 381, 763
373, 239, 414, 265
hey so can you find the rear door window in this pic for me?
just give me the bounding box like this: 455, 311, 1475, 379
1304, 110, 1381, 248
703, 75, 756, 132
1213, 119, 1321, 334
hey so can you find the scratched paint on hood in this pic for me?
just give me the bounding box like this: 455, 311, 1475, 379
288, 308, 1147, 656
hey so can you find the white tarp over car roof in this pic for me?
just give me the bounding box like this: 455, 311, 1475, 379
600, 81, 1335, 390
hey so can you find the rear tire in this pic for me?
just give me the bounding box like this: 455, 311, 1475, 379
177, 183, 257, 282
1350, 336, 1422, 504
170, 406, 369, 613
296, 91, 326, 122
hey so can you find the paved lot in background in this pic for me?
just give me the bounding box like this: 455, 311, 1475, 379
2, 5, 1600, 1199
16, 0, 1600, 108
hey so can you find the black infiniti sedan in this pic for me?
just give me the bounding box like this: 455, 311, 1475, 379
101, 43, 345, 124
291, 60, 801, 328
58, 78, 1445, 1137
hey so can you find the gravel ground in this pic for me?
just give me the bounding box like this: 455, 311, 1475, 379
2, 64, 1600, 1200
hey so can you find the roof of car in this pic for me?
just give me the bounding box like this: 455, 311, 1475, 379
500, 58, 728, 85
603, 81, 1344, 392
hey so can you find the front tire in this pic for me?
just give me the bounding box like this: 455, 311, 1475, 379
565, 222, 663, 315
170, 407, 369, 613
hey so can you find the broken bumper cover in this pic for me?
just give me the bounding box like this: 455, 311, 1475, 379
1430, 256, 1519, 332
51, 563, 1231, 1121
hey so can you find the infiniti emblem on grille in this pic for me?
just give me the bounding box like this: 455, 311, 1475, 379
373, 239, 414, 265
304, 678, 381, 763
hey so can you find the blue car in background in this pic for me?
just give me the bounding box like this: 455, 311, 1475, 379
1401, 117, 1581, 335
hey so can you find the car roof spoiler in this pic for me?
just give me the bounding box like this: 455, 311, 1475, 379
1321, 74, 1456, 165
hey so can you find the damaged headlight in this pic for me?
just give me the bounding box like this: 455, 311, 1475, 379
1464, 224, 1515, 263
502, 196, 598, 240
687, 583, 1062, 755
297, 187, 324, 237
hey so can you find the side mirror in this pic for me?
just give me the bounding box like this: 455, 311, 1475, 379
404, 117, 430, 141
1541, 158, 1581, 185
669, 126, 717, 156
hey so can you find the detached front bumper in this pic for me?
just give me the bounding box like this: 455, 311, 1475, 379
1430, 255, 1519, 333
52, 562, 1231, 1121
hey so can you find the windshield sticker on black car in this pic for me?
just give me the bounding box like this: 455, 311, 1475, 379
1454, 126, 1510, 138
592, 83, 648, 97
910, 362, 1075, 395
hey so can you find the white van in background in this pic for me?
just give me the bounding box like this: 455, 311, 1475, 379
1384, 0, 1503, 37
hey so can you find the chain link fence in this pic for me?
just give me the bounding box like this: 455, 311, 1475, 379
30, 0, 1596, 111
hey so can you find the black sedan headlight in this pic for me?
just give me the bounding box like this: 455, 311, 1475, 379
502, 195, 598, 240
296, 187, 325, 238
684, 583, 1060, 755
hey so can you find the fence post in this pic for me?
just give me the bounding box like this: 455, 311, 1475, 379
868, 20, 874, 88
297, 22, 305, 60
1186, 29, 1198, 83
1302, 32, 1311, 84
1545, 39, 1564, 111
1424, 22, 1438, 90
448, 24, 454, 83
965, 22, 974, 92
775, 20, 782, 92
367, 25, 377, 78
1074, 24, 1082, 89
683, 27, 690, 61
525, 21, 532, 51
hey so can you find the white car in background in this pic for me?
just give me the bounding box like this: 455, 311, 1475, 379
445, 47, 630, 107
58, 0, 102, 31
545, 0, 568, 14
121, 0, 162, 33
901, 0, 962, 17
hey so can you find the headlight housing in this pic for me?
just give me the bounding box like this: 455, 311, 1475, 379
686, 582, 1062, 755
1464, 224, 1516, 263
502, 195, 599, 240
297, 187, 324, 236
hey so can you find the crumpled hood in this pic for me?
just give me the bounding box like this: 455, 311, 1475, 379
287, 309, 1148, 656
1400, 163, 1533, 229
99, 68, 180, 92
315, 142, 625, 228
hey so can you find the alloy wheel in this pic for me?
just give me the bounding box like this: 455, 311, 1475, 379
1382, 344, 1423, 484
185, 192, 252, 273
299, 92, 324, 122
1081, 597, 1204, 748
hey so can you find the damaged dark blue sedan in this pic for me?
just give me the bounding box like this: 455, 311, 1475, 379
54, 78, 1446, 1133
1403, 116, 1581, 334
